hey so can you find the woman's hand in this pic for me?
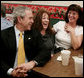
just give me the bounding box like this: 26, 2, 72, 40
64, 23, 75, 34
52, 28, 56, 34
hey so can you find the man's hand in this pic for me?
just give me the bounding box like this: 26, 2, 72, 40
11, 61, 35, 77
11, 67, 28, 77
17, 61, 36, 72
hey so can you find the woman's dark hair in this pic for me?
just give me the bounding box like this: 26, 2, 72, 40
32, 9, 54, 35
64, 4, 83, 26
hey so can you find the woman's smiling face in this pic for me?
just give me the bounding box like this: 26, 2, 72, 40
68, 10, 79, 24
42, 13, 49, 30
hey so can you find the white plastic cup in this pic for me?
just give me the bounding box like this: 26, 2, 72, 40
61, 50, 71, 66
74, 57, 83, 76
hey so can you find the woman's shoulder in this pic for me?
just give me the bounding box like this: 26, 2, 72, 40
54, 21, 65, 25
53, 21, 66, 31
58, 21, 66, 24
32, 29, 41, 37
76, 25, 83, 30
75, 25, 83, 35
53, 21, 66, 27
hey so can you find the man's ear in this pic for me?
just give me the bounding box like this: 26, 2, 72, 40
17, 16, 22, 23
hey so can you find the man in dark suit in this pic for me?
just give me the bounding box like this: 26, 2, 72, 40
1, 6, 51, 78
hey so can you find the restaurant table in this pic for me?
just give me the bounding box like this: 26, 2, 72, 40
33, 47, 83, 77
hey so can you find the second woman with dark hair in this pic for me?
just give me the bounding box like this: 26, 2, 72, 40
32, 9, 55, 57
53, 4, 83, 50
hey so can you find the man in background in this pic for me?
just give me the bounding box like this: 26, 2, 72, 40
1, 4, 13, 30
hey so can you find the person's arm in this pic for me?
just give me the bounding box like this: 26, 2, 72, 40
15, 61, 36, 71
32, 30, 51, 66
52, 28, 56, 34
33, 49, 51, 66
1, 32, 12, 76
70, 31, 83, 50
65, 25, 83, 50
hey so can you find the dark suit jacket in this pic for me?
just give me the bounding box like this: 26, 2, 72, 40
0, 26, 51, 76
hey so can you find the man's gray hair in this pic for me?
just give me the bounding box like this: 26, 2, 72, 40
12, 6, 32, 25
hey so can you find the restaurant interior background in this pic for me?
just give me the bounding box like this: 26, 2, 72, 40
1, 1, 83, 26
